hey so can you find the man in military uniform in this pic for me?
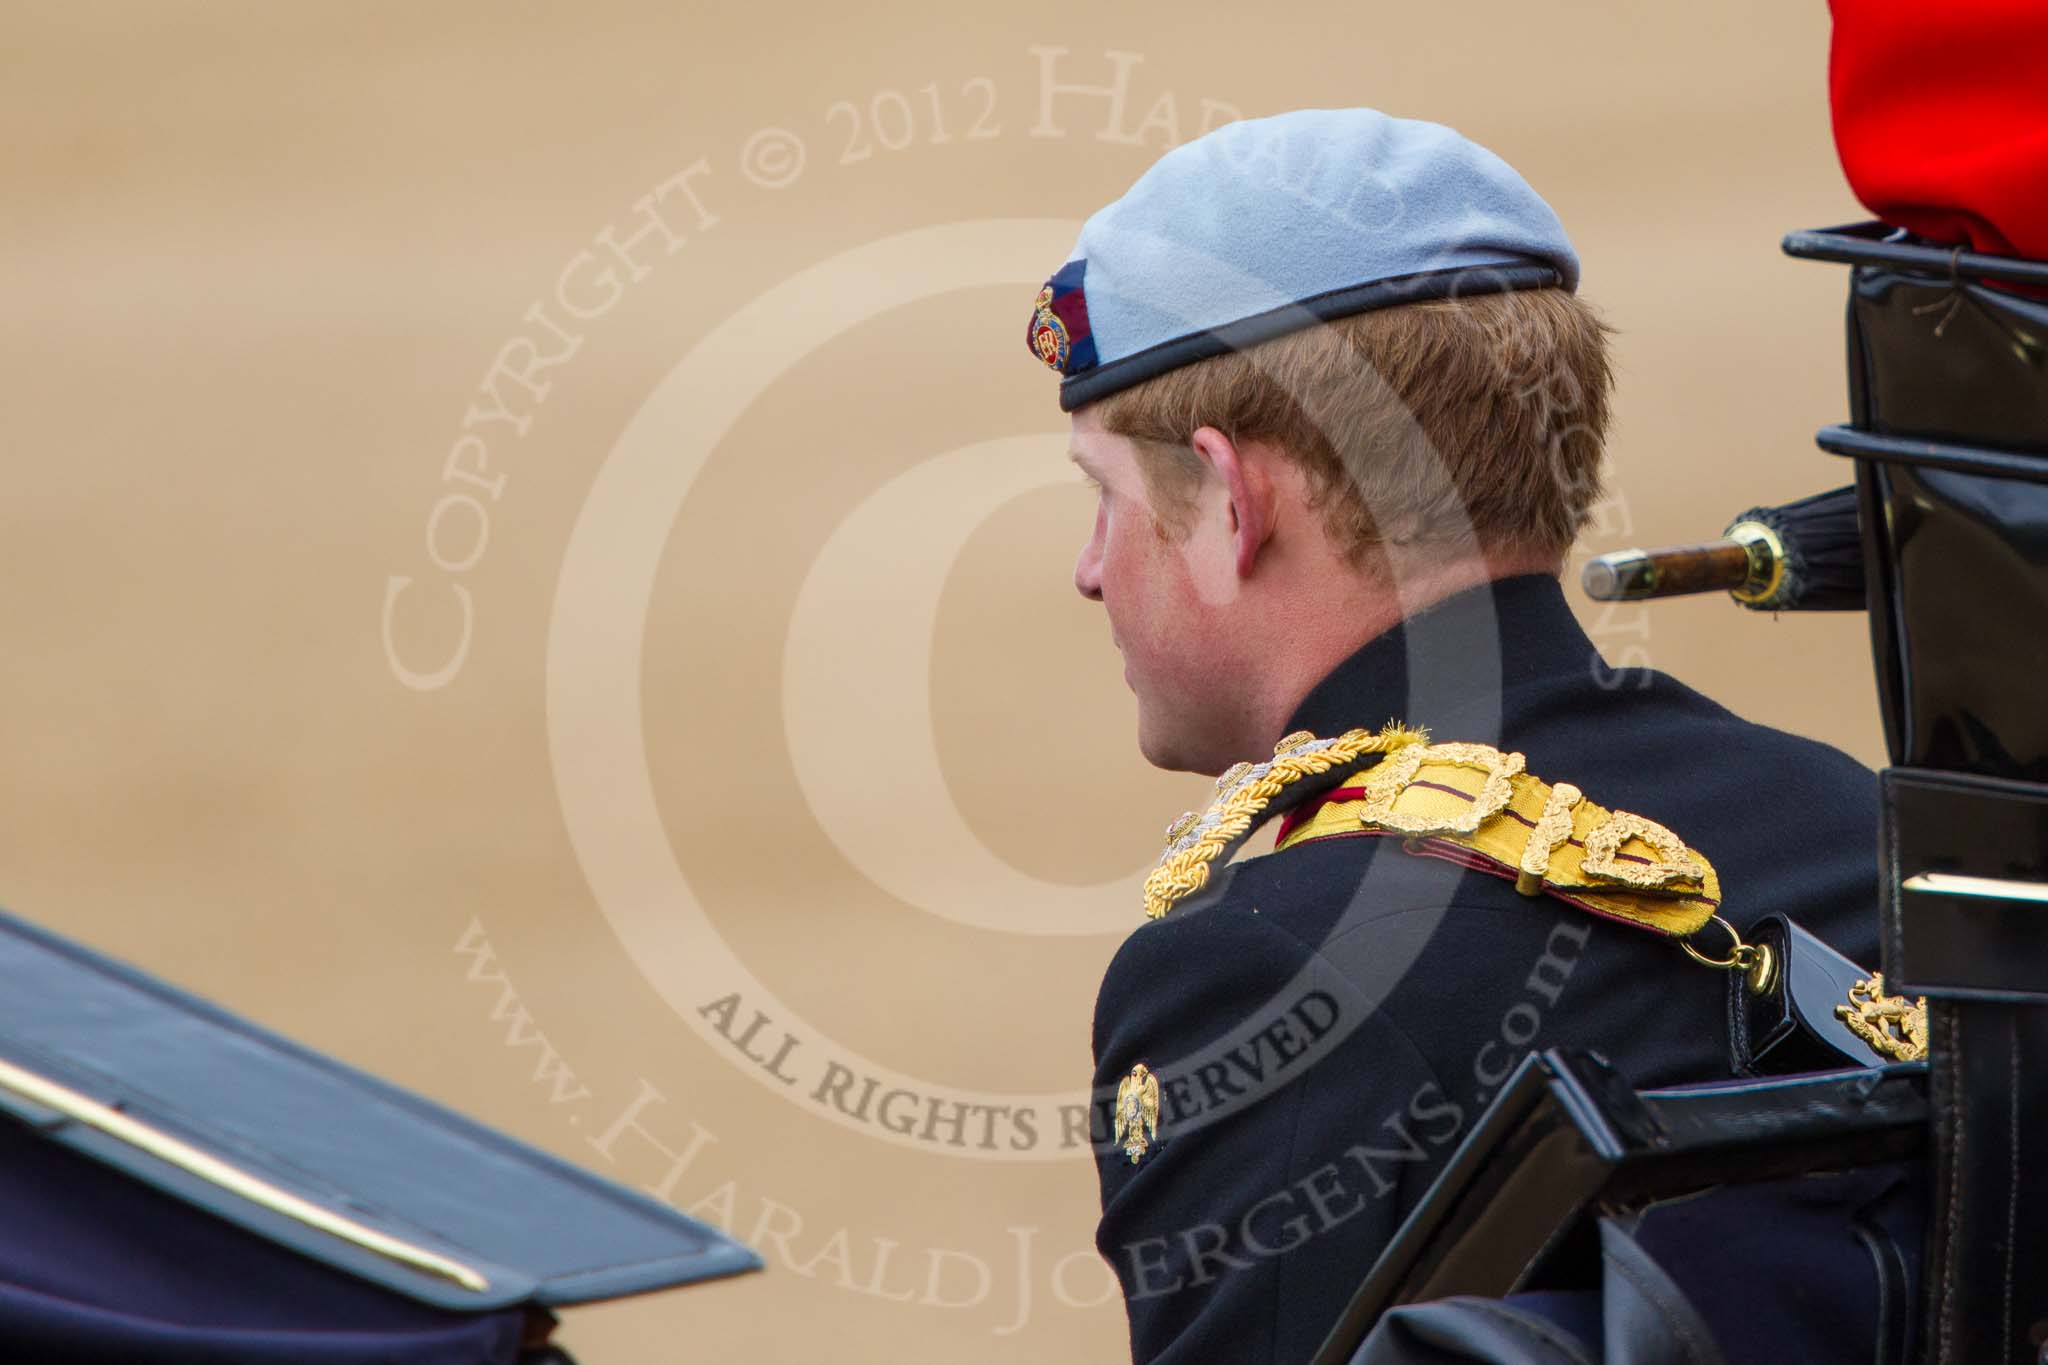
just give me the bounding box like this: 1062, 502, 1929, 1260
1024, 109, 1882, 1363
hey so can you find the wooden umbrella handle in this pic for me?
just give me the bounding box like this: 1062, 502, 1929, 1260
1581, 540, 1756, 601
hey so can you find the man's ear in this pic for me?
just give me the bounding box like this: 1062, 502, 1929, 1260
1188, 425, 1277, 578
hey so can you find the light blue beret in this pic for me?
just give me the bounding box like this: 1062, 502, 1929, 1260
1026, 108, 1579, 412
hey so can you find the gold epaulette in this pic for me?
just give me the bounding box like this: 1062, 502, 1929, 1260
1144, 728, 1721, 940
1143, 724, 1428, 919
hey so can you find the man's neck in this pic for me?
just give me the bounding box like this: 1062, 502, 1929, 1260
1236, 547, 1562, 755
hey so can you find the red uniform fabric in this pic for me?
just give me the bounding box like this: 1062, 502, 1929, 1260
1830, 0, 2048, 260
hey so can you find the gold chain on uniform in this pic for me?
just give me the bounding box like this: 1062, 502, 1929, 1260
1143, 726, 1724, 943
1143, 723, 1428, 920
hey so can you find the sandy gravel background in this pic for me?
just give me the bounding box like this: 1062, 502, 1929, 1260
3, 3, 1878, 1360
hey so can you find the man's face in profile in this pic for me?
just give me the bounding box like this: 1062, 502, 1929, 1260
1068, 408, 1245, 775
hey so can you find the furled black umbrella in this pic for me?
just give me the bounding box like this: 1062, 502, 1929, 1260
1581, 485, 1865, 612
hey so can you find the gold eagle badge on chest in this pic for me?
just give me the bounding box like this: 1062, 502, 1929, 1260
1115, 1063, 1161, 1164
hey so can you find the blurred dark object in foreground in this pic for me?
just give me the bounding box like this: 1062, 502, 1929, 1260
1317, 1050, 1929, 1365
0, 907, 759, 1364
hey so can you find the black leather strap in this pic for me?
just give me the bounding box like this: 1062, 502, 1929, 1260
1920, 1001, 2048, 1364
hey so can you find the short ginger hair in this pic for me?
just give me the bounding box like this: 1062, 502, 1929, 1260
1092, 287, 1613, 560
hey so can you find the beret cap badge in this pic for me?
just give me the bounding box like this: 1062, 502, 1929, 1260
1024, 258, 1095, 378
1029, 286, 1070, 372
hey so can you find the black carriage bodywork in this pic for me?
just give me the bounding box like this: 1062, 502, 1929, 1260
1799, 223, 2048, 1365
1315, 228, 2048, 1365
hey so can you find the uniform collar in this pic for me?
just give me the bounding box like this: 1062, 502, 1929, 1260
1284, 573, 1599, 740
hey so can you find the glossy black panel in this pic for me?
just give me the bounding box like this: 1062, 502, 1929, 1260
1843, 263, 2048, 777
1849, 269, 2048, 452
1854, 464, 1908, 765
1882, 464, 2048, 776
1879, 767, 2048, 1002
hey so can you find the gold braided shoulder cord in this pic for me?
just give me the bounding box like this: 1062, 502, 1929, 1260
1251, 734, 1726, 944
1142, 723, 1428, 919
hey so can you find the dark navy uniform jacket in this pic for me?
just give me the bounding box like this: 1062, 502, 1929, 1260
1089, 573, 1881, 1364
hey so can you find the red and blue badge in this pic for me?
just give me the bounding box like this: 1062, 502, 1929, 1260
1026, 259, 1096, 377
